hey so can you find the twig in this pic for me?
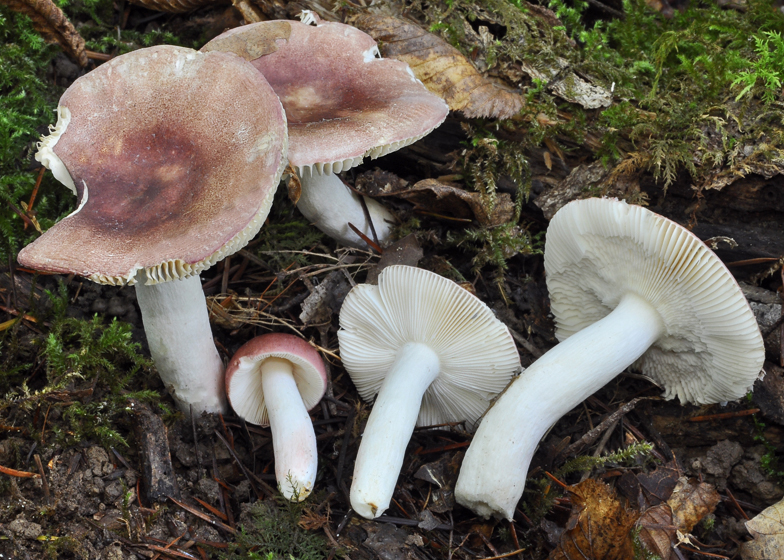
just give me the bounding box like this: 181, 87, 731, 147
688, 409, 759, 422
563, 397, 649, 457
168, 496, 236, 535
478, 549, 527, 560
0, 464, 39, 478
213, 429, 274, 498
33, 454, 50, 504
507, 327, 543, 358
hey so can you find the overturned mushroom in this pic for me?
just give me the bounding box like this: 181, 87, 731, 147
225, 333, 327, 501
201, 13, 449, 248
18, 45, 288, 415
338, 265, 520, 518
455, 197, 765, 520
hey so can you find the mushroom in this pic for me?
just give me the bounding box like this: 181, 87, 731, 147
338, 265, 521, 519
455, 197, 766, 520
18, 45, 288, 415
201, 13, 449, 249
225, 333, 327, 501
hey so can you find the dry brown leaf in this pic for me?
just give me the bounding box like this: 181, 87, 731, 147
549, 479, 639, 560
351, 13, 524, 120
364, 176, 514, 227
740, 497, 784, 560
4, 0, 87, 66
637, 477, 721, 560
127, 0, 222, 14
637, 503, 678, 560
667, 477, 720, 534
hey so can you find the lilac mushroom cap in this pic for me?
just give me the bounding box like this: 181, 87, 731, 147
201, 13, 449, 248
18, 45, 288, 415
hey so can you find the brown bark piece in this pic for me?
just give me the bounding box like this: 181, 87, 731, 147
352, 14, 524, 120
3, 0, 87, 66
549, 479, 639, 560
129, 400, 181, 504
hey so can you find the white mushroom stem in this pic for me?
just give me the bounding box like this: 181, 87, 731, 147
455, 292, 665, 520
259, 357, 318, 501
296, 168, 393, 249
134, 275, 226, 415
351, 342, 441, 519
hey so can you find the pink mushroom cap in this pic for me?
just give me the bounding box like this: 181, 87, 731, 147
202, 16, 449, 175
225, 333, 328, 426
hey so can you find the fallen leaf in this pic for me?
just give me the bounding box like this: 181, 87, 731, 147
549, 479, 639, 560
362, 176, 515, 227
740, 496, 784, 560
637, 477, 721, 560
667, 477, 721, 534
637, 503, 678, 560
285, 164, 302, 205
351, 13, 524, 119
4, 0, 87, 66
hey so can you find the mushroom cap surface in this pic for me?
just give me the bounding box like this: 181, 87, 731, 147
338, 265, 521, 429
225, 333, 328, 426
545, 198, 764, 404
202, 18, 449, 175
18, 45, 287, 286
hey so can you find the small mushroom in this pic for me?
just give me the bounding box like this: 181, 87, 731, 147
225, 333, 327, 501
201, 13, 449, 248
455, 197, 766, 520
338, 265, 521, 519
18, 46, 288, 415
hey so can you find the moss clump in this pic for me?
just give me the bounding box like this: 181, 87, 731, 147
220, 498, 329, 560
1, 283, 157, 449
0, 5, 70, 265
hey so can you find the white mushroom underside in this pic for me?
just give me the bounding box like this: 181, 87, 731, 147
545, 199, 764, 404
338, 266, 520, 429
339, 265, 521, 519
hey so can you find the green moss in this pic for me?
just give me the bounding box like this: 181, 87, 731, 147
0, 6, 69, 264
1, 283, 157, 448
220, 497, 329, 560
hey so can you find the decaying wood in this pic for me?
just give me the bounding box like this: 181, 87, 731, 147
129, 400, 180, 503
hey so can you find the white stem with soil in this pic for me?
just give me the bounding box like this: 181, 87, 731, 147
296, 168, 393, 249
350, 342, 441, 519
135, 275, 226, 415
260, 357, 318, 501
455, 292, 665, 520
